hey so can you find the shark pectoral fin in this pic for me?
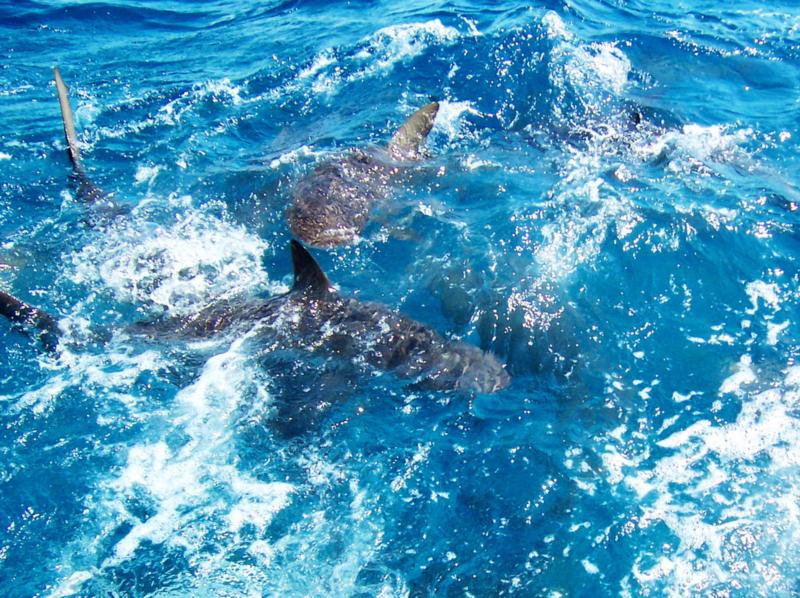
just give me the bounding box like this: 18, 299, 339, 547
387, 101, 440, 161
290, 240, 333, 298
0, 290, 60, 351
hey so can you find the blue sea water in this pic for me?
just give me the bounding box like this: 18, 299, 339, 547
1, 0, 800, 595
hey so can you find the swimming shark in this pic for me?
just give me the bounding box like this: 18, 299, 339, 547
136, 240, 510, 393
0, 241, 510, 394
287, 102, 439, 247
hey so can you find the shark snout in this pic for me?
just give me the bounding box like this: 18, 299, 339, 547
458, 360, 511, 393
441, 346, 510, 394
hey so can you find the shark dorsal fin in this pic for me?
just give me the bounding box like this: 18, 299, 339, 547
387, 101, 439, 161
290, 240, 332, 297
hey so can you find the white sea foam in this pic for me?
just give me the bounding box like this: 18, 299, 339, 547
2, 345, 164, 416
134, 164, 161, 185
269, 144, 318, 169
543, 11, 631, 119
269, 20, 462, 101
564, 42, 631, 96
534, 175, 631, 280
582, 559, 600, 575
45, 330, 388, 596
719, 354, 756, 394
100, 339, 290, 561
0, 83, 33, 97
614, 364, 800, 594
159, 78, 242, 124
635, 124, 754, 182
355, 19, 460, 75
745, 280, 782, 314
428, 99, 481, 147
86, 78, 243, 148
516, 13, 642, 280
47, 570, 93, 598
298, 52, 337, 80
74, 100, 101, 128
542, 11, 573, 41
69, 203, 271, 315
766, 320, 789, 345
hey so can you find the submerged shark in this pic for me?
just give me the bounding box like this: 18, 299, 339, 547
1, 241, 510, 394
287, 102, 440, 247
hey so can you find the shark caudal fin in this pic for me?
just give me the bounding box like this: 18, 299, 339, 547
290, 240, 333, 298
387, 101, 439, 161
54, 67, 108, 204
0, 290, 60, 351
54, 66, 83, 173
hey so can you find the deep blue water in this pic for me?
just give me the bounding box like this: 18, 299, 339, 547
1, 1, 799, 596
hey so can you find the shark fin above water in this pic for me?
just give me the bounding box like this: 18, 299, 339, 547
53, 67, 108, 205
54, 66, 83, 173
387, 101, 440, 161
291, 239, 333, 298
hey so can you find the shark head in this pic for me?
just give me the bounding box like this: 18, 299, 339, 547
288, 102, 440, 248
447, 344, 512, 393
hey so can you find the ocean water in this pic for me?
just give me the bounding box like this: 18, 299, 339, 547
1, 0, 799, 595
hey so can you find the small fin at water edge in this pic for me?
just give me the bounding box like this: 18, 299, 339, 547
290, 240, 332, 297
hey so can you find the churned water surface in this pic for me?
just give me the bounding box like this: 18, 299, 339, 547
1, 1, 799, 596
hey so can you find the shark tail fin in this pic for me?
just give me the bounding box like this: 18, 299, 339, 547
54, 67, 108, 205
387, 101, 439, 161
0, 290, 60, 351
54, 66, 84, 174
290, 240, 332, 298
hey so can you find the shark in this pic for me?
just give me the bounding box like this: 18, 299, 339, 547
287, 102, 440, 247
1, 240, 510, 394
1, 69, 508, 432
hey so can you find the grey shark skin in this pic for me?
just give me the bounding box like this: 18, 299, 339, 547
143, 241, 510, 393
287, 102, 439, 247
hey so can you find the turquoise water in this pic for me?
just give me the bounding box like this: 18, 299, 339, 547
1, 1, 799, 595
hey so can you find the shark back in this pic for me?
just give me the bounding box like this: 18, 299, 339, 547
283, 241, 510, 393
288, 102, 440, 248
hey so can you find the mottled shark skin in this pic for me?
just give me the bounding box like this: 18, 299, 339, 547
287, 102, 439, 247
141, 241, 511, 394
